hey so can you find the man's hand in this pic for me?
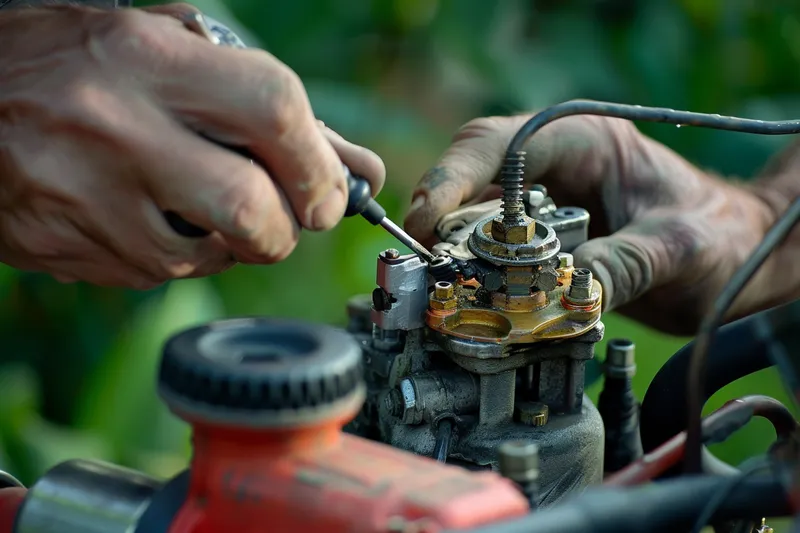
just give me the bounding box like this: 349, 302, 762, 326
0, 4, 385, 289
404, 114, 781, 335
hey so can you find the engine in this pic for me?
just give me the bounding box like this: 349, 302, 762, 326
0, 178, 795, 533
344, 186, 616, 506
0, 13, 798, 533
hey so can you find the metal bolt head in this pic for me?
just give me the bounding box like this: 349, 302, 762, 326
557, 252, 574, 268
605, 338, 636, 378
522, 190, 546, 209
491, 215, 536, 244
607, 339, 635, 368
434, 281, 455, 299
398, 378, 423, 425
382, 248, 400, 260
498, 440, 539, 483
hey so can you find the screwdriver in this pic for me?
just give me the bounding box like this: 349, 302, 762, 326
343, 168, 436, 263
164, 166, 437, 264
166, 14, 436, 263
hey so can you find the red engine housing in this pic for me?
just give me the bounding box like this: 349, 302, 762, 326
168, 408, 529, 533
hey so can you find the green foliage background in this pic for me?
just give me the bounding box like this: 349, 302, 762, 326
0, 0, 798, 486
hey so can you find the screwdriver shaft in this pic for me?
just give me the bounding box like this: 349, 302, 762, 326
379, 217, 436, 263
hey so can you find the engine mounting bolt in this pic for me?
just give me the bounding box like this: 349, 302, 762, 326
557, 252, 574, 269
434, 281, 455, 300
498, 440, 540, 510
567, 268, 593, 300
498, 440, 540, 484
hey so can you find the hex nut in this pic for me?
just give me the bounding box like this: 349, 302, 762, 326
557, 252, 574, 268
434, 281, 455, 299
491, 291, 546, 312
429, 296, 457, 310
491, 215, 536, 244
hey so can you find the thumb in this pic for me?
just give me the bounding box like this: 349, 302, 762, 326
404, 116, 530, 242
571, 222, 685, 313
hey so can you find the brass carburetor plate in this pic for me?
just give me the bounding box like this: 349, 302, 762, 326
426, 215, 602, 350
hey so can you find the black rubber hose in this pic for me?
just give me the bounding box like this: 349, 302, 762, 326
640, 300, 800, 456
454, 475, 790, 533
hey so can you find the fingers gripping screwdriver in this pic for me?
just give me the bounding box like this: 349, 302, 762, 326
168, 164, 437, 264
165, 14, 437, 264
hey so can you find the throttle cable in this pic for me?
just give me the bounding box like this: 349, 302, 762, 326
501, 99, 800, 475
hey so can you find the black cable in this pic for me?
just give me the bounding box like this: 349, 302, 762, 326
433, 419, 454, 463
640, 302, 793, 453
690, 457, 773, 533
501, 99, 800, 474
685, 196, 800, 473
506, 99, 800, 154
453, 474, 791, 533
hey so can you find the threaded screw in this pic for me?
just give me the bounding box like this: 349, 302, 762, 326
500, 151, 527, 223
571, 268, 592, 288
568, 268, 593, 299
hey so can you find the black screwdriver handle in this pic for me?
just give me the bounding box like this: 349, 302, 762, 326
345, 172, 385, 225
164, 211, 211, 238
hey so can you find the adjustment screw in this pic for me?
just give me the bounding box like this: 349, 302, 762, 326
383, 248, 400, 260
515, 401, 549, 427
372, 288, 392, 311
568, 268, 593, 300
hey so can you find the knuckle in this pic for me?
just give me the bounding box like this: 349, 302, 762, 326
104, 10, 179, 63
60, 82, 116, 129
151, 254, 197, 279
162, 2, 199, 14
254, 58, 309, 135
452, 116, 505, 144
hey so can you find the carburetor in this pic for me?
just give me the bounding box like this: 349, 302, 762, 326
345, 180, 606, 507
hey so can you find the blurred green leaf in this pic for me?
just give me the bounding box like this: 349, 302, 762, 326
73, 279, 224, 476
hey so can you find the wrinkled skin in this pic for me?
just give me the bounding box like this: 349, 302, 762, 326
405, 114, 800, 336
0, 4, 385, 289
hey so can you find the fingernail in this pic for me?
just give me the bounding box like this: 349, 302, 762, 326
309, 186, 346, 230
409, 195, 426, 213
